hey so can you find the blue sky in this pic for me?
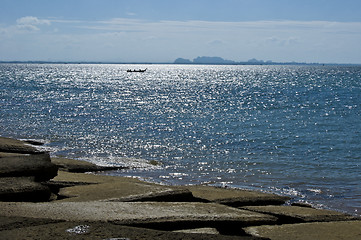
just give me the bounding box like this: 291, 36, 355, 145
1, 0, 361, 63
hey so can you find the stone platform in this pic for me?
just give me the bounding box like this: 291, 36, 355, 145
0, 137, 360, 239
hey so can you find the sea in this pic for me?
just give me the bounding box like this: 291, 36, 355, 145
1, 63, 360, 216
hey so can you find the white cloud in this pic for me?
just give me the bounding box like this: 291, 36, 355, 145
17, 24, 40, 31
207, 40, 225, 46
1, 17, 361, 63
15, 16, 51, 32
265, 36, 299, 46
16, 16, 51, 26
126, 12, 137, 16
73, 19, 361, 43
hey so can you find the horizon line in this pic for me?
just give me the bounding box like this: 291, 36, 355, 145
1, 60, 360, 66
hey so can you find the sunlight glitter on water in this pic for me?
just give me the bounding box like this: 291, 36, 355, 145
1, 63, 360, 216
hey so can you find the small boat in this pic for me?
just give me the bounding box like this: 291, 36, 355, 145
127, 68, 147, 73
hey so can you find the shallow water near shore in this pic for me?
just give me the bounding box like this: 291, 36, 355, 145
1, 63, 360, 216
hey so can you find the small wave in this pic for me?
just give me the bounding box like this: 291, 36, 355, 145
20, 138, 48, 146
80, 156, 163, 170
307, 188, 323, 194
269, 186, 306, 198
20, 138, 56, 153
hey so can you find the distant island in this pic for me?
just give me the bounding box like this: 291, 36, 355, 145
175, 56, 236, 64
0, 57, 358, 66
174, 56, 325, 65
174, 56, 236, 64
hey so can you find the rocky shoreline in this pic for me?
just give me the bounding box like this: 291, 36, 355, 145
0, 136, 360, 239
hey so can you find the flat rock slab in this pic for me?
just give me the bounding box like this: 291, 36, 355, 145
174, 227, 220, 235
0, 221, 264, 240
0, 153, 58, 181
0, 152, 28, 158
0, 137, 40, 154
186, 185, 290, 207
0, 201, 277, 229
0, 177, 52, 202
244, 220, 361, 240
51, 157, 121, 173
0, 215, 62, 231
242, 205, 358, 223
53, 171, 194, 202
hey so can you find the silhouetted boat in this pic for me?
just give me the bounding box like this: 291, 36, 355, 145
127, 68, 147, 72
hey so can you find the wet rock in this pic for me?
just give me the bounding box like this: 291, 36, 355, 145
174, 227, 220, 235
23, 140, 45, 146
51, 157, 122, 173
0, 216, 63, 231
0, 152, 27, 158
0, 139, 58, 202
0, 177, 53, 202
241, 205, 358, 223
0, 153, 58, 181
291, 201, 314, 208
0, 137, 41, 154
0, 221, 263, 240
53, 171, 195, 202
0, 201, 277, 231
114, 189, 196, 202
185, 185, 290, 207
244, 220, 361, 240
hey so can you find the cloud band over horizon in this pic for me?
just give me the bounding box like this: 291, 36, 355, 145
1, 16, 361, 63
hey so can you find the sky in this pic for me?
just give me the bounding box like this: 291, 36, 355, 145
1, 0, 361, 63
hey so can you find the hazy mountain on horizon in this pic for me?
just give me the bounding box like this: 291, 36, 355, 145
174, 56, 275, 65
173, 56, 336, 65
174, 56, 236, 64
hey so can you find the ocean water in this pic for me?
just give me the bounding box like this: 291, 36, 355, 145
1, 63, 360, 216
